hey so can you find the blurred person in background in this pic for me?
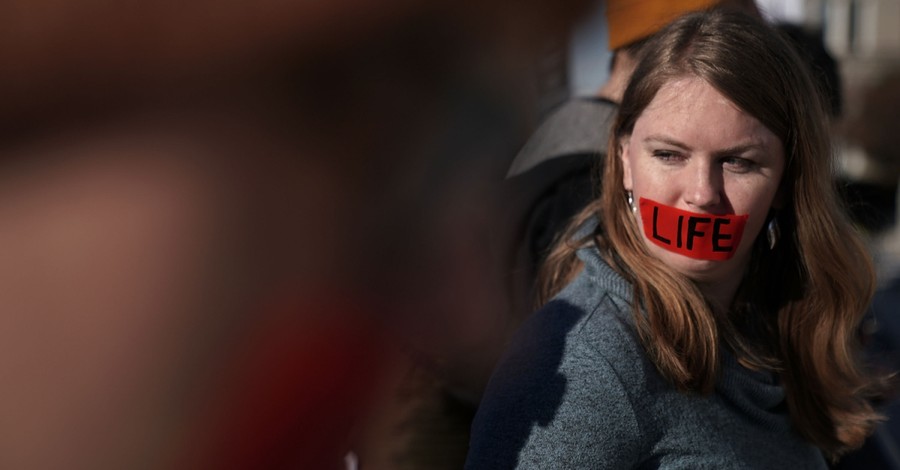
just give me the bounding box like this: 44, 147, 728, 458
844, 69, 900, 273
835, 68, 900, 470
468, 10, 885, 468
0, 0, 597, 468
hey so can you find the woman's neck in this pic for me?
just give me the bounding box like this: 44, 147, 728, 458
696, 274, 743, 316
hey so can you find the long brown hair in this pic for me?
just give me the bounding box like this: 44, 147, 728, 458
537, 9, 882, 459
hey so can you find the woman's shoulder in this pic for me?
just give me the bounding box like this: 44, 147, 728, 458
466, 249, 653, 469
552, 244, 636, 341
511, 245, 645, 382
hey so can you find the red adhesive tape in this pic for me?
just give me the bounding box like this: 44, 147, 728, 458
638, 198, 748, 261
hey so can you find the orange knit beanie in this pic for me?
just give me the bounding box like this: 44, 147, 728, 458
605, 0, 719, 49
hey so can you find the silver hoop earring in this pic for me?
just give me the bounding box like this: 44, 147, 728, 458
766, 217, 780, 250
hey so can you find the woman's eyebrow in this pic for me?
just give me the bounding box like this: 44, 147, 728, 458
712, 143, 764, 156
643, 135, 690, 150
644, 135, 765, 155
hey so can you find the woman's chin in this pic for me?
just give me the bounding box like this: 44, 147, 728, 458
648, 245, 748, 284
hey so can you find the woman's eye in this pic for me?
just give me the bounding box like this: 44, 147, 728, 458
722, 156, 757, 173
652, 150, 683, 162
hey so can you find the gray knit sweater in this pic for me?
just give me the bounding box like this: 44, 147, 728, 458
466, 239, 827, 469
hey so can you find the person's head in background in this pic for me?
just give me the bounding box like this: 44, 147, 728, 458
843, 69, 900, 239
597, 0, 761, 101
542, 9, 880, 459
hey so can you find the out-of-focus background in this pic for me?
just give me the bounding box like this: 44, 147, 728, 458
0, 1, 897, 469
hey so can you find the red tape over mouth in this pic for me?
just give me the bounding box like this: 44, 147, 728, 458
638, 198, 748, 261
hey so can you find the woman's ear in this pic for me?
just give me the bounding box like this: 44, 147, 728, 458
620, 140, 633, 191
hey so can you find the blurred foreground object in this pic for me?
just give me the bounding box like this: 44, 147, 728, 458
0, 0, 595, 468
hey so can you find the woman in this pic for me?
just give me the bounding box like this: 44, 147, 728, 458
466, 9, 883, 469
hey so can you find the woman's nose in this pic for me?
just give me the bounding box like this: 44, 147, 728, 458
683, 163, 722, 210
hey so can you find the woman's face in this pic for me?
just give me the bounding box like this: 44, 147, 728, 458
620, 76, 785, 288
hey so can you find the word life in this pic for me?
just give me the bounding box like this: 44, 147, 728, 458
638, 198, 748, 261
